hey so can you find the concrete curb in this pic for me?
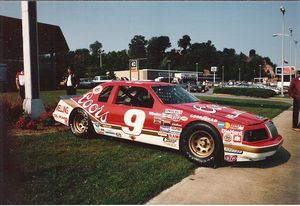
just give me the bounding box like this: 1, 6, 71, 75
147, 108, 299, 204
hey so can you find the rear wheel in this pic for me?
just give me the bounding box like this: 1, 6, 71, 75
70, 109, 95, 138
180, 122, 223, 167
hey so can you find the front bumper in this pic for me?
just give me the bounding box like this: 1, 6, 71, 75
224, 135, 283, 162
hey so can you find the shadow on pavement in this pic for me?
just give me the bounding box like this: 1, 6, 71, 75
226, 146, 291, 169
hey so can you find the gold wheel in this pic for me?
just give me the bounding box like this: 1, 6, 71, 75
188, 131, 215, 158
72, 111, 89, 134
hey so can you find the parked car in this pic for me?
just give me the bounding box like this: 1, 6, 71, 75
79, 78, 95, 88
93, 76, 112, 84
53, 81, 283, 167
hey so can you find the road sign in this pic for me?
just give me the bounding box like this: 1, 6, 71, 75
130, 60, 138, 72
275, 66, 295, 75
211, 66, 218, 72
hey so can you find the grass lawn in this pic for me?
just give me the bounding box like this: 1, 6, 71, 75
3, 91, 291, 204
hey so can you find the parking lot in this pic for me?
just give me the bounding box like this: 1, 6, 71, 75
147, 107, 300, 204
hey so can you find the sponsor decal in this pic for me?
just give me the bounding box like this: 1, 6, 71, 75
163, 137, 177, 143
92, 85, 103, 94
180, 116, 188, 121
104, 129, 115, 135
162, 113, 173, 119
223, 133, 232, 142
158, 131, 168, 137
190, 114, 218, 123
163, 137, 178, 147
94, 123, 105, 134
224, 155, 238, 162
162, 119, 171, 126
233, 135, 242, 142
165, 109, 183, 114
101, 124, 112, 128
218, 122, 231, 129
169, 126, 182, 134
53, 113, 68, 125
116, 132, 122, 138
171, 122, 182, 127
168, 133, 180, 139
193, 105, 216, 114
149, 112, 162, 116
76, 90, 109, 123
160, 125, 170, 132
171, 113, 181, 122
225, 111, 246, 119
230, 124, 244, 130
224, 147, 243, 154
130, 135, 136, 141
221, 129, 243, 136
55, 104, 69, 114
153, 116, 162, 124
193, 104, 226, 114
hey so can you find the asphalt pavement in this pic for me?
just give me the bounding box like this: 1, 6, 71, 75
147, 107, 300, 204
194, 88, 293, 104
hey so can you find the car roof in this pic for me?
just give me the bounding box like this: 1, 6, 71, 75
99, 81, 174, 87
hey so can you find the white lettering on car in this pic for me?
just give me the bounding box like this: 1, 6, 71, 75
122, 109, 146, 136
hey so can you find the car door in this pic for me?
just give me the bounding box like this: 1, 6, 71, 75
106, 85, 159, 140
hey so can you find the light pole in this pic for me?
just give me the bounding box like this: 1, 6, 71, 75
295, 40, 298, 70
195, 63, 199, 84
289, 27, 293, 81
222, 66, 224, 83
259, 64, 262, 82
280, 6, 285, 96
167, 60, 171, 83
98, 49, 104, 70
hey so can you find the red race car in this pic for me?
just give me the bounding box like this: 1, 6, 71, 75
53, 81, 283, 167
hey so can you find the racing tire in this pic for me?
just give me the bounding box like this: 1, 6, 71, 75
180, 122, 223, 167
69, 109, 96, 139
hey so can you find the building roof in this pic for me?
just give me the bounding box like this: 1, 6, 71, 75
0, 15, 69, 62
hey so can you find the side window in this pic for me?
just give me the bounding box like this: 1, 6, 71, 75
115, 86, 154, 108
98, 86, 113, 102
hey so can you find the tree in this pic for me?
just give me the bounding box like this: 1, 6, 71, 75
89, 41, 103, 57
249, 49, 256, 57
128, 35, 148, 58
147, 36, 171, 69
178, 35, 191, 51
184, 40, 218, 71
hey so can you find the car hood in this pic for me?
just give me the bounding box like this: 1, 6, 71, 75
169, 101, 267, 126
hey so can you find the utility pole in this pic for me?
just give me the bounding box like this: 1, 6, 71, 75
167, 60, 171, 83
238, 68, 241, 82
280, 6, 285, 96
295, 40, 298, 70
222, 66, 224, 83
99, 49, 103, 70
196, 63, 199, 84
21, 1, 45, 119
289, 27, 293, 81
259, 64, 262, 82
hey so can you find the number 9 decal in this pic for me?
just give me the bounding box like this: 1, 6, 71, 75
122, 109, 146, 136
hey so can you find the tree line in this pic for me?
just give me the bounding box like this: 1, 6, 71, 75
61, 34, 276, 82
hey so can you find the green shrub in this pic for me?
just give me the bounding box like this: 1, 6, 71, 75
213, 87, 276, 98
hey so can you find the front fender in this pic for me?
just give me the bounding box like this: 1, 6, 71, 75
52, 99, 77, 126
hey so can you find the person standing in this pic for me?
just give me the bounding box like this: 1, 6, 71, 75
65, 66, 79, 95
288, 70, 300, 131
16, 69, 25, 101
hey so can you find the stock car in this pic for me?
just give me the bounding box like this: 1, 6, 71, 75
53, 81, 283, 167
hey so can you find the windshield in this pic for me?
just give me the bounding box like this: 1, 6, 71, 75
152, 85, 199, 104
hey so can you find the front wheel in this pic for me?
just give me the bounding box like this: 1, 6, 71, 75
180, 122, 223, 167
70, 109, 95, 138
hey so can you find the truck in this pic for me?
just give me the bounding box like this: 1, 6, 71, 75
92, 76, 112, 84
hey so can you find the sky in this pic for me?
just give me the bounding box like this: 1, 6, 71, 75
1, 1, 300, 67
